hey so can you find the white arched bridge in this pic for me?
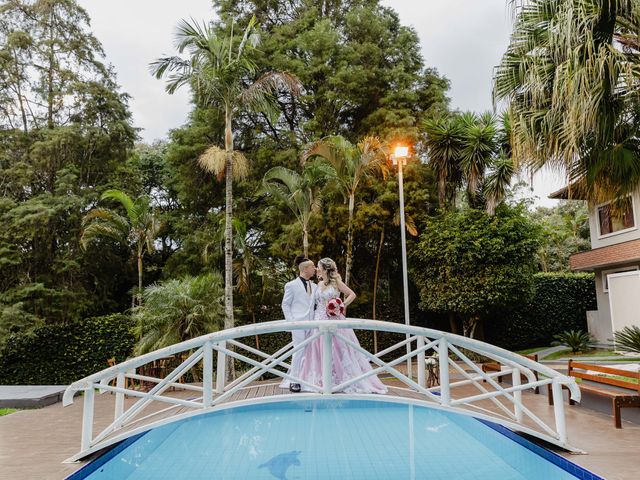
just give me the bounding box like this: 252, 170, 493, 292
62, 319, 581, 463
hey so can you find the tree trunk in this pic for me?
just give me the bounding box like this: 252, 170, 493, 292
10, 47, 28, 133
224, 107, 235, 381
344, 193, 355, 286
448, 312, 459, 335
47, 9, 55, 130
137, 249, 143, 307
303, 226, 309, 257
372, 226, 385, 354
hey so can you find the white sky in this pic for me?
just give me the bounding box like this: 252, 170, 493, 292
78, 0, 563, 206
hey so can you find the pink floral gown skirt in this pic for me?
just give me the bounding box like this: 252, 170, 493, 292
298, 286, 387, 394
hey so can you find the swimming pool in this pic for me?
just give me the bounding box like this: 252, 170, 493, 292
69, 399, 600, 479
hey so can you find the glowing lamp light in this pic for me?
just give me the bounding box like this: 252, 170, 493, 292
392, 145, 409, 165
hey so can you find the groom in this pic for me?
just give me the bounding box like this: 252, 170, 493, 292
280, 255, 317, 392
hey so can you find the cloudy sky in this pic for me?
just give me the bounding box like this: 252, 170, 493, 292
78, 0, 563, 205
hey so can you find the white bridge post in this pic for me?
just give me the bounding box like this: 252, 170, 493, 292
551, 380, 568, 444
512, 368, 523, 423
417, 336, 426, 388
322, 330, 333, 394
81, 385, 95, 452
114, 372, 125, 419
203, 341, 213, 407
438, 339, 450, 405
215, 341, 226, 394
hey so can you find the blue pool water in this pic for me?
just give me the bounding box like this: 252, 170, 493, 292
73, 400, 595, 479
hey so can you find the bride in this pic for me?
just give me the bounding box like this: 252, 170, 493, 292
297, 257, 387, 394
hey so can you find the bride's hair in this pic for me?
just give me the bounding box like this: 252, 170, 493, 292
318, 257, 341, 287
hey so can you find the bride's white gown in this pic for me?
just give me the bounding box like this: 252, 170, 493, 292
296, 285, 387, 394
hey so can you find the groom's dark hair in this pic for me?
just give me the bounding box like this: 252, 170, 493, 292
294, 254, 309, 267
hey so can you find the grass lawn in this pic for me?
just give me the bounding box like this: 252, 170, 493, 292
514, 346, 549, 355
0, 408, 17, 416
543, 348, 635, 361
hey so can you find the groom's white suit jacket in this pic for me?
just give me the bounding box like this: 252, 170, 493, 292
281, 277, 317, 345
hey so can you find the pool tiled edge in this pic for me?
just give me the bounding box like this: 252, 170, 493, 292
478, 420, 605, 480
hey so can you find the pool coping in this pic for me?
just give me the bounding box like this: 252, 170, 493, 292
64, 431, 149, 480
480, 420, 605, 480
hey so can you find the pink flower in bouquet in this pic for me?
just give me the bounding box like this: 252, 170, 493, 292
326, 297, 345, 317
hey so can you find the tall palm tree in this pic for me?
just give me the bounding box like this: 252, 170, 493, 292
422, 115, 465, 209
458, 112, 497, 208
151, 17, 302, 343
81, 189, 161, 306
423, 112, 509, 213
261, 162, 334, 257
303, 135, 387, 285
494, 0, 640, 204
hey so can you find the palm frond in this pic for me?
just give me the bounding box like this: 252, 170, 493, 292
101, 189, 135, 216
198, 145, 250, 181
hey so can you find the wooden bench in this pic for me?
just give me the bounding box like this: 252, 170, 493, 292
482, 353, 540, 394
547, 360, 640, 428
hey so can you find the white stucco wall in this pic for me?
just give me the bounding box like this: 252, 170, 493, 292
591, 272, 613, 344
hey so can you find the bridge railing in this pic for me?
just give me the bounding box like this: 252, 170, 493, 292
62, 319, 580, 462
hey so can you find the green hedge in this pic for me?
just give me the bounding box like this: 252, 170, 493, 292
485, 272, 596, 350
0, 314, 135, 385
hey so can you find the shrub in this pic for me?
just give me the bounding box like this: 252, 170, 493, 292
485, 272, 596, 350
134, 273, 225, 354
552, 330, 595, 353
613, 326, 640, 354
0, 314, 135, 385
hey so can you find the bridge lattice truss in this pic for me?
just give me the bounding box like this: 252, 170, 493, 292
63, 320, 581, 462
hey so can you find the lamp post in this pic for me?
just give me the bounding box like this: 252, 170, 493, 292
392, 145, 412, 379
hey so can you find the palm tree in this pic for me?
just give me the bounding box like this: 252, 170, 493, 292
458, 112, 497, 208
422, 115, 464, 209
423, 112, 510, 213
494, 0, 640, 204
151, 17, 302, 342
81, 189, 161, 306
303, 135, 387, 285
261, 162, 334, 257
133, 272, 225, 355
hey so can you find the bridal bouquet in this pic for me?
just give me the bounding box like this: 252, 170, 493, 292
326, 297, 345, 317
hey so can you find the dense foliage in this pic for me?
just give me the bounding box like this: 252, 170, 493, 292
527, 202, 590, 272
0, 314, 134, 384
0, 0, 607, 383
0, 0, 137, 334
411, 204, 540, 338
485, 273, 597, 350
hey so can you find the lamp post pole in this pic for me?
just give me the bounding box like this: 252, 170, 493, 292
394, 146, 412, 380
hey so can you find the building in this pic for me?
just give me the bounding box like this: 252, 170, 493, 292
550, 187, 640, 345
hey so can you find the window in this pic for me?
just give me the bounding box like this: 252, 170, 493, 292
602, 266, 639, 292
597, 197, 635, 236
